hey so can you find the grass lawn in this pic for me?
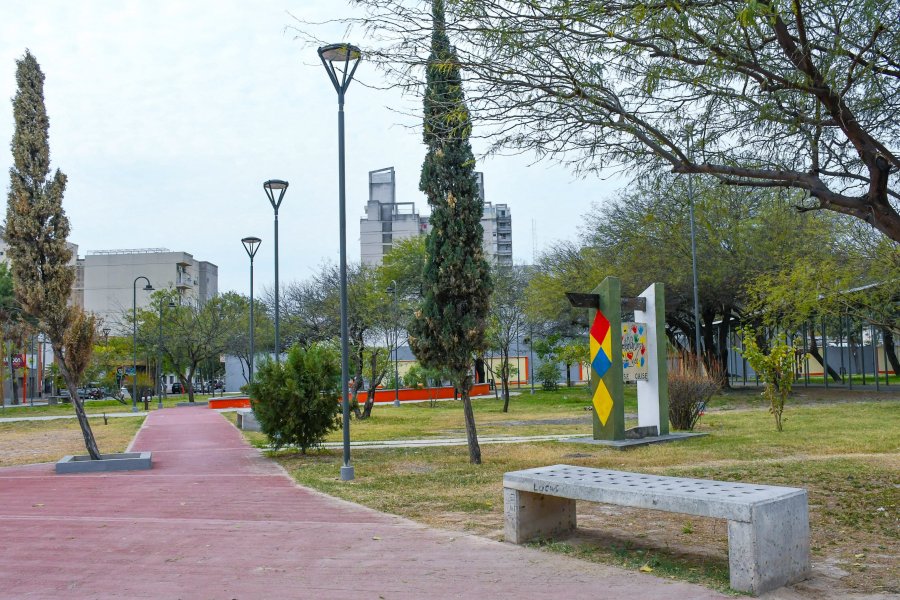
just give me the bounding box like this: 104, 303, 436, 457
248, 390, 898, 596
0, 416, 145, 467
0, 394, 221, 418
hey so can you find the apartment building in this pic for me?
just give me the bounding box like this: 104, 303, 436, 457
82, 249, 218, 331
359, 167, 513, 266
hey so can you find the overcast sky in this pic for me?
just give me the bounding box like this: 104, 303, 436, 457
0, 1, 622, 296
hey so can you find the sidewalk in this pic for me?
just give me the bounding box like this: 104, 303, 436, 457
0, 407, 725, 599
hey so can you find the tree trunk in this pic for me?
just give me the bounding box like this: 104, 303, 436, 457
9, 345, 19, 405
54, 345, 101, 460
501, 348, 510, 413
565, 363, 572, 387
808, 329, 841, 382
701, 309, 716, 369
716, 314, 732, 388
459, 374, 482, 464
351, 376, 364, 419
882, 327, 900, 376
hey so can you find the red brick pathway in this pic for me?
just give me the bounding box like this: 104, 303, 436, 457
0, 407, 725, 599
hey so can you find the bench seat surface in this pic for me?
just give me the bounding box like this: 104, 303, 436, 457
503, 464, 805, 522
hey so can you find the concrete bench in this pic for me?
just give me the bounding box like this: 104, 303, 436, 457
236, 408, 261, 432
503, 464, 809, 595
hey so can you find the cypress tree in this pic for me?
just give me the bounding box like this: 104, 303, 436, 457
409, 0, 492, 464
6, 50, 100, 459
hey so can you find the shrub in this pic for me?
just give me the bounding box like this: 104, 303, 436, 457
738, 328, 797, 432
403, 363, 426, 389
668, 353, 721, 430
247, 343, 341, 452
536, 361, 560, 391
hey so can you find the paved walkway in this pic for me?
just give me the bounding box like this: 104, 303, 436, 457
0, 407, 725, 599
0, 411, 148, 423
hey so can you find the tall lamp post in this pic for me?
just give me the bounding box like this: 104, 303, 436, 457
132, 276, 154, 412
157, 298, 175, 409
242, 236, 262, 382
685, 127, 702, 361
388, 280, 400, 407
528, 323, 535, 395
263, 180, 288, 363
319, 41, 362, 481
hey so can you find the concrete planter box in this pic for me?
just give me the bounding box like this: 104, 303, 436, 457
176, 401, 208, 407
56, 452, 152, 474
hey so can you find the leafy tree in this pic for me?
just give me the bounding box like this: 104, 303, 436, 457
745, 224, 900, 376
408, 0, 493, 464
485, 265, 528, 412
0, 263, 28, 405
5, 51, 100, 457
281, 263, 394, 419
136, 290, 244, 402
379, 236, 427, 299
248, 342, 341, 453
86, 336, 132, 398
557, 342, 589, 388
346, 0, 900, 240
221, 293, 274, 385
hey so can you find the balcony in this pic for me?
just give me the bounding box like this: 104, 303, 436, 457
176, 273, 194, 289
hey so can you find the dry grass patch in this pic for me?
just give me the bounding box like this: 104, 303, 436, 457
0, 417, 145, 467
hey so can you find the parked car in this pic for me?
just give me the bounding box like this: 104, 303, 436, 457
171, 382, 183, 394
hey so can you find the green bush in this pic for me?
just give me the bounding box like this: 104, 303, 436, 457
738, 328, 798, 432
537, 361, 560, 391
247, 343, 341, 452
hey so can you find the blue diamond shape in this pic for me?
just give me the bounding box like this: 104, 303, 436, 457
592, 350, 611, 378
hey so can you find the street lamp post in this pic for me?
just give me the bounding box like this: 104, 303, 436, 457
388, 280, 400, 407
242, 236, 262, 382
157, 298, 175, 409
132, 276, 154, 412
319, 42, 362, 481
686, 128, 702, 362
529, 323, 535, 395
263, 181, 288, 363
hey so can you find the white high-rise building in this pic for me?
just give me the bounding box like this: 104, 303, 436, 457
359, 167, 512, 266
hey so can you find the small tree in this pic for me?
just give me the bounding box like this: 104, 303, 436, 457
5, 51, 100, 457
557, 342, 588, 388
248, 343, 341, 453
486, 265, 528, 412
738, 329, 798, 432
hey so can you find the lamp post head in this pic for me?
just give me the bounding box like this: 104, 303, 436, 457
143, 283, 155, 292
241, 236, 262, 259
318, 43, 362, 97
263, 180, 288, 212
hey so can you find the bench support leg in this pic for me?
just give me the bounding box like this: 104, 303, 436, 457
504, 488, 576, 544
726, 493, 811, 595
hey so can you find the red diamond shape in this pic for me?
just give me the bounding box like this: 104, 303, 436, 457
590, 309, 610, 343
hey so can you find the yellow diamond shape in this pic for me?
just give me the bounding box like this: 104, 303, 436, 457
592, 380, 613, 426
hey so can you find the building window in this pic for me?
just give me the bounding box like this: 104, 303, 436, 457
383, 244, 393, 255
382, 234, 392, 243
382, 222, 392, 232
